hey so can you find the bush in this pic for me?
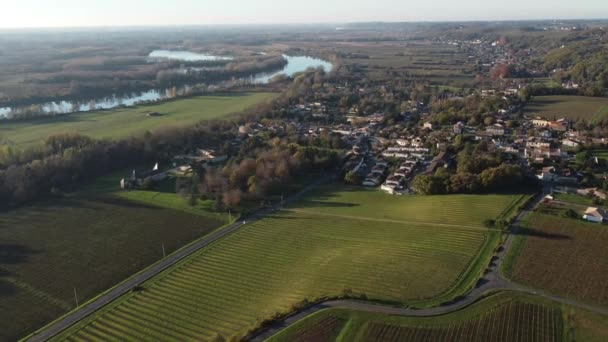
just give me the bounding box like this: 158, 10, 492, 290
562, 209, 579, 219
484, 219, 496, 228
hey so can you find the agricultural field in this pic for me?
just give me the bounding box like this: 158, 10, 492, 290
503, 213, 608, 306
0, 186, 227, 340
0, 92, 276, 147
52, 186, 524, 340
269, 292, 565, 342
524, 95, 608, 122
299, 40, 475, 85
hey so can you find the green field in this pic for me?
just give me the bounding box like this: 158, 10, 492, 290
524, 95, 608, 122
269, 291, 608, 342
0, 184, 228, 341
553, 193, 596, 206
0, 93, 276, 146
52, 186, 523, 340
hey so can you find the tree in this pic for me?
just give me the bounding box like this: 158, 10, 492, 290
449, 173, 480, 193
411, 175, 447, 195
344, 171, 360, 185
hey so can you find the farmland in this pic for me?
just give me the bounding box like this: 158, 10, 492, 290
52, 187, 523, 340
504, 213, 608, 306
269, 292, 564, 342
298, 40, 475, 85
0, 189, 227, 341
0, 92, 276, 147
524, 95, 608, 122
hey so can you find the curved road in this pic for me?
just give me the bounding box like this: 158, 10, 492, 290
27, 179, 327, 342
251, 185, 608, 341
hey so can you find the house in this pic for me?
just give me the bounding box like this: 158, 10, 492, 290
362, 175, 382, 187
562, 139, 581, 148
385, 176, 404, 187
453, 122, 464, 134
537, 167, 578, 183
549, 121, 567, 132
583, 207, 607, 223
120, 164, 167, 190
371, 165, 386, 176
396, 139, 409, 147
532, 118, 550, 127
423, 122, 434, 130
486, 124, 505, 136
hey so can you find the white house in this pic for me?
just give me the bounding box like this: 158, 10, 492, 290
583, 207, 607, 223
562, 139, 581, 148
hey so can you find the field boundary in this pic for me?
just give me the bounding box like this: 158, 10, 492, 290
286, 208, 501, 233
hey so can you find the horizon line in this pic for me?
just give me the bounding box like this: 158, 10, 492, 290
1, 17, 607, 31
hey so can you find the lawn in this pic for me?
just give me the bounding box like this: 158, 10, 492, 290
503, 213, 608, 307
524, 95, 608, 122
269, 292, 565, 342
52, 187, 524, 341
0, 92, 276, 147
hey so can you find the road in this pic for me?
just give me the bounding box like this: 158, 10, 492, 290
27, 178, 328, 342
251, 184, 608, 341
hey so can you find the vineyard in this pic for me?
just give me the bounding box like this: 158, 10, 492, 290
359, 302, 561, 342
0, 196, 225, 341
52, 188, 521, 340
269, 292, 564, 342
285, 315, 347, 342
508, 213, 608, 306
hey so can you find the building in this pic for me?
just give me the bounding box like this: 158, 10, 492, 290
532, 118, 550, 127
486, 124, 506, 136
453, 122, 464, 134
583, 207, 607, 223
562, 139, 581, 148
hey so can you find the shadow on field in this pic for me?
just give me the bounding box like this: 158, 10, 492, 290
0, 244, 38, 297
512, 227, 571, 240
0, 243, 39, 264
0, 273, 17, 297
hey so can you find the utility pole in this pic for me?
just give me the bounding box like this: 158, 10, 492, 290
228, 209, 232, 223
281, 194, 284, 209
162, 243, 166, 258
74, 287, 79, 308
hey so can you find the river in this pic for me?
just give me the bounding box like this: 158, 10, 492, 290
0, 53, 333, 119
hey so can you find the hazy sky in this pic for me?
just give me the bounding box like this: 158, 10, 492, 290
2, 0, 607, 28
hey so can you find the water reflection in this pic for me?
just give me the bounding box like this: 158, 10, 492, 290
1, 55, 332, 119
148, 50, 234, 62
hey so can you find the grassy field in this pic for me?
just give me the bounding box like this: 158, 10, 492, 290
503, 213, 608, 307
269, 292, 565, 342
553, 193, 596, 206
0, 181, 228, 340
0, 92, 276, 147
524, 95, 608, 122
52, 186, 524, 340
317, 41, 475, 85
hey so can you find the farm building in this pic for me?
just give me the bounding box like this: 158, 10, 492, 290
582, 207, 607, 223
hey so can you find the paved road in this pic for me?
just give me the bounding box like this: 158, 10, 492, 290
28, 178, 328, 342
251, 185, 608, 341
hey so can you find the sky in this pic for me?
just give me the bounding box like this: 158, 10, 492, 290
2, 0, 607, 28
